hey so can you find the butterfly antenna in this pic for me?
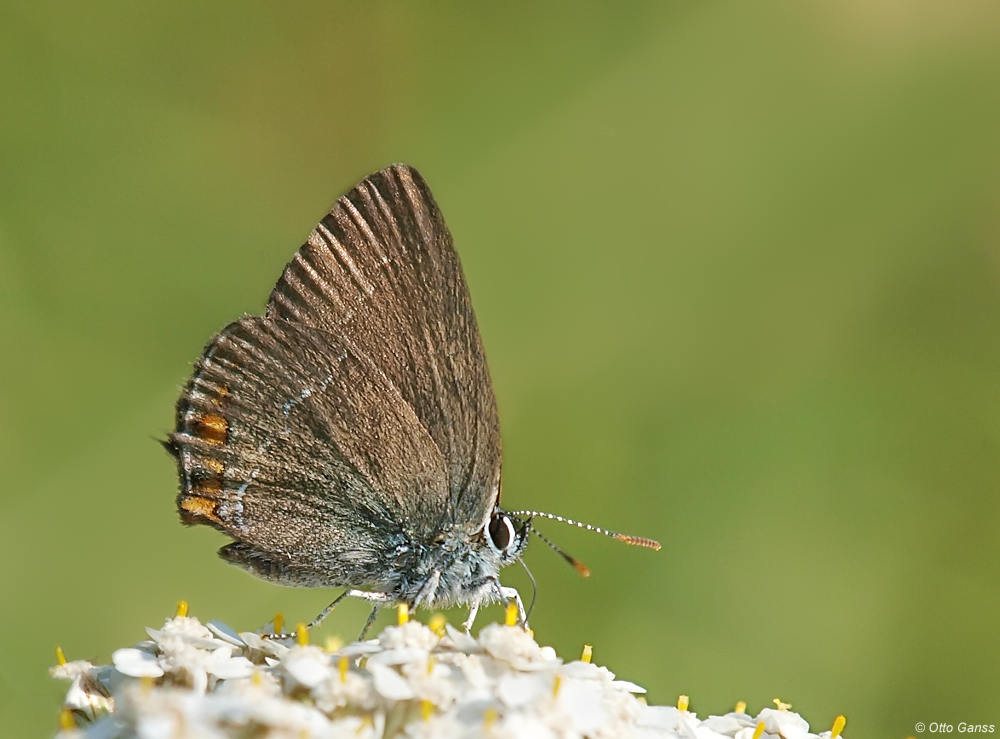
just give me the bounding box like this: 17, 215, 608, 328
526, 523, 592, 577
510, 511, 662, 552
517, 557, 539, 622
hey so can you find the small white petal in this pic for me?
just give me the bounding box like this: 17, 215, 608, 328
500, 712, 558, 739
112, 648, 164, 678
78, 716, 121, 739
50, 660, 96, 681
497, 673, 547, 707
63, 674, 114, 714
455, 653, 491, 689
756, 709, 811, 739
367, 647, 428, 667
207, 620, 245, 647
561, 661, 608, 680
558, 678, 610, 734
368, 662, 414, 700
239, 631, 290, 658
189, 667, 208, 695
338, 641, 385, 658
677, 715, 702, 739
703, 714, 754, 733
735, 729, 779, 739
634, 729, 681, 739
208, 651, 255, 681
443, 624, 481, 653
283, 649, 331, 688
612, 679, 647, 694
92, 665, 116, 692
638, 705, 683, 730
237, 631, 267, 649
692, 722, 734, 739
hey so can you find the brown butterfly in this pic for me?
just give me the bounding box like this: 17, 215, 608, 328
166, 164, 659, 638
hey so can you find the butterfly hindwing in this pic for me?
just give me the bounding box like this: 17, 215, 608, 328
171, 315, 449, 587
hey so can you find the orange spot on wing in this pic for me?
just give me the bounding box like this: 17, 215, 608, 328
194, 476, 222, 495
203, 457, 224, 474
211, 385, 230, 406
193, 414, 229, 445
180, 496, 222, 523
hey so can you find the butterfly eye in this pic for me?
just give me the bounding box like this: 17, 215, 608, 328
487, 512, 515, 554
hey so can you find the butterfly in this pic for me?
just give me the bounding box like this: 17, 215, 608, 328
165, 164, 659, 638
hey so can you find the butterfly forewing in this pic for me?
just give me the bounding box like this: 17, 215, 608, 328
266, 164, 501, 523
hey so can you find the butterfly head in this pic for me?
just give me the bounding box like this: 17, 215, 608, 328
483, 508, 530, 563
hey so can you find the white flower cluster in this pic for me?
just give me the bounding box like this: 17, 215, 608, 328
51, 609, 847, 739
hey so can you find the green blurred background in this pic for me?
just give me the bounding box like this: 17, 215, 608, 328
2, 1, 999, 736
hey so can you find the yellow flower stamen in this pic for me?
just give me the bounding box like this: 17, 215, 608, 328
252, 669, 263, 686
483, 707, 498, 728
356, 715, 373, 734
504, 602, 518, 626
55, 646, 67, 666
420, 699, 433, 720
427, 655, 436, 674
677, 694, 689, 712
773, 698, 792, 711
580, 644, 593, 663
273, 612, 284, 635
175, 600, 189, 618
752, 721, 766, 739
429, 613, 447, 636
339, 656, 349, 683
735, 701, 747, 714
552, 675, 562, 697
831, 714, 846, 738
59, 708, 75, 731
397, 603, 409, 625
324, 635, 343, 653
296, 623, 308, 647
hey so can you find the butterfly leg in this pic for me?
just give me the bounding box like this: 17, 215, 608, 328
262, 590, 352, 639
305, 590, 352, 630
461, 584, 527, 632
346, 590, 394, 640
265, 590, 392, 640
309, 588, 391, 630
499, 585, 527, 627
462, 601, 482, 633
359, 606, 381, 640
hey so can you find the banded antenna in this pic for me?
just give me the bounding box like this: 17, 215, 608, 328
509, 511, 662, 552
526, 522, 592, 577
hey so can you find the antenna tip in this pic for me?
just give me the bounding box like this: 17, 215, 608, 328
614, 534, 661, 551
572, 560, 591, 578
